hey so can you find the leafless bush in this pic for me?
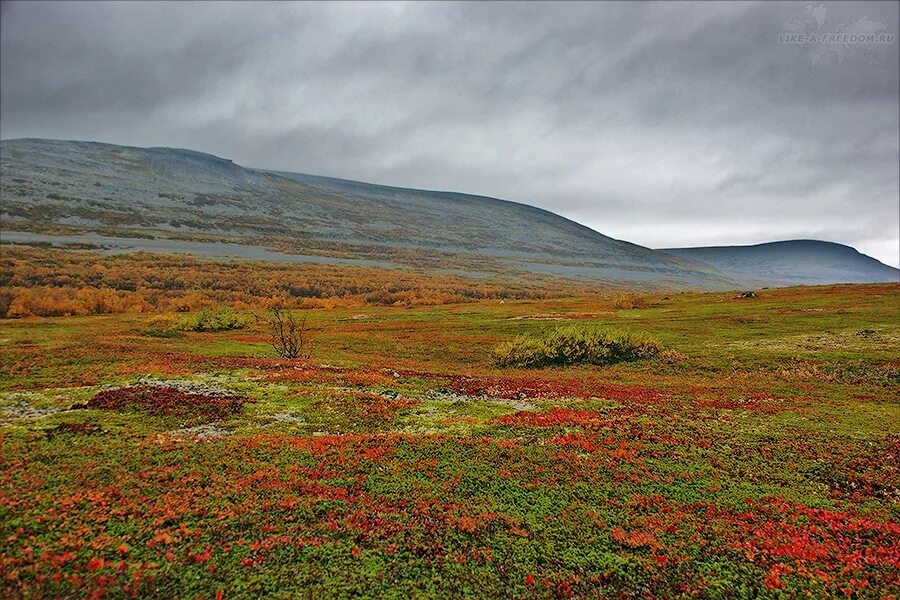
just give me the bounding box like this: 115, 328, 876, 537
266, 307, 312, 359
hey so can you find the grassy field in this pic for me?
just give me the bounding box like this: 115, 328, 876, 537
1, 283, 898, 598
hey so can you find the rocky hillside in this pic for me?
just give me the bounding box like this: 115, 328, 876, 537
1, 138, 729, 288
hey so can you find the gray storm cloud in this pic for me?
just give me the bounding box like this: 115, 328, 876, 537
1, 0, 898, 266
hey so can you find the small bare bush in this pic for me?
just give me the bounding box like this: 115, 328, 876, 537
266, 307, 312, 359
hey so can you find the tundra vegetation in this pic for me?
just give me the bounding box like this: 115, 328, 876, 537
0, 246, 576, 317
492, 325, 662, 368
0, 244, 898, 599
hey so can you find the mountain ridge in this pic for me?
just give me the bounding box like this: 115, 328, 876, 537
660, 240, 899, 286
0, 137, 730, 288
2, 138, 896, 288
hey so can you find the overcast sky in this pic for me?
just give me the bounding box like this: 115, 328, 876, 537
2, 1, 898, 266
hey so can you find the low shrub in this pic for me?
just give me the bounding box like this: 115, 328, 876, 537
612, 294, 648, 309
175, 309, 249, 332
493, 325, 662, 368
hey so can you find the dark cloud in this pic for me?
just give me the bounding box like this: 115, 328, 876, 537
2, 1, 897, 266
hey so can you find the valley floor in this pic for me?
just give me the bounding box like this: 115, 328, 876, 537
1, 284, 898, 598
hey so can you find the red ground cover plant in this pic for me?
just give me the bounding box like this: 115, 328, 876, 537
3, 433, 899, 599
498, 407, 613, 428
712, 497, 900, 594
79, 385, 251, 420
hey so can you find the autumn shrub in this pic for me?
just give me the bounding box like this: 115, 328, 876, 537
175, 309, 249, 332
0, 246, 572, 316
493, 325, 662, 368
0, 288, 15, 319
2, 286, 152, 317
612, 294, 648, 309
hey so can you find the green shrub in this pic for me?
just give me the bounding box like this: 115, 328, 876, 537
175, 309, 250, 332
493, 325, 662, 368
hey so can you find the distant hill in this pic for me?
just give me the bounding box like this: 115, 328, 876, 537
0, 138, 729, 288
3, 139, 894, 289
660, 240, 899, 286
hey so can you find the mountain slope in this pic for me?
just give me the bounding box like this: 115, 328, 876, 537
660, 240, 899, 286
0, 138, 729, 287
